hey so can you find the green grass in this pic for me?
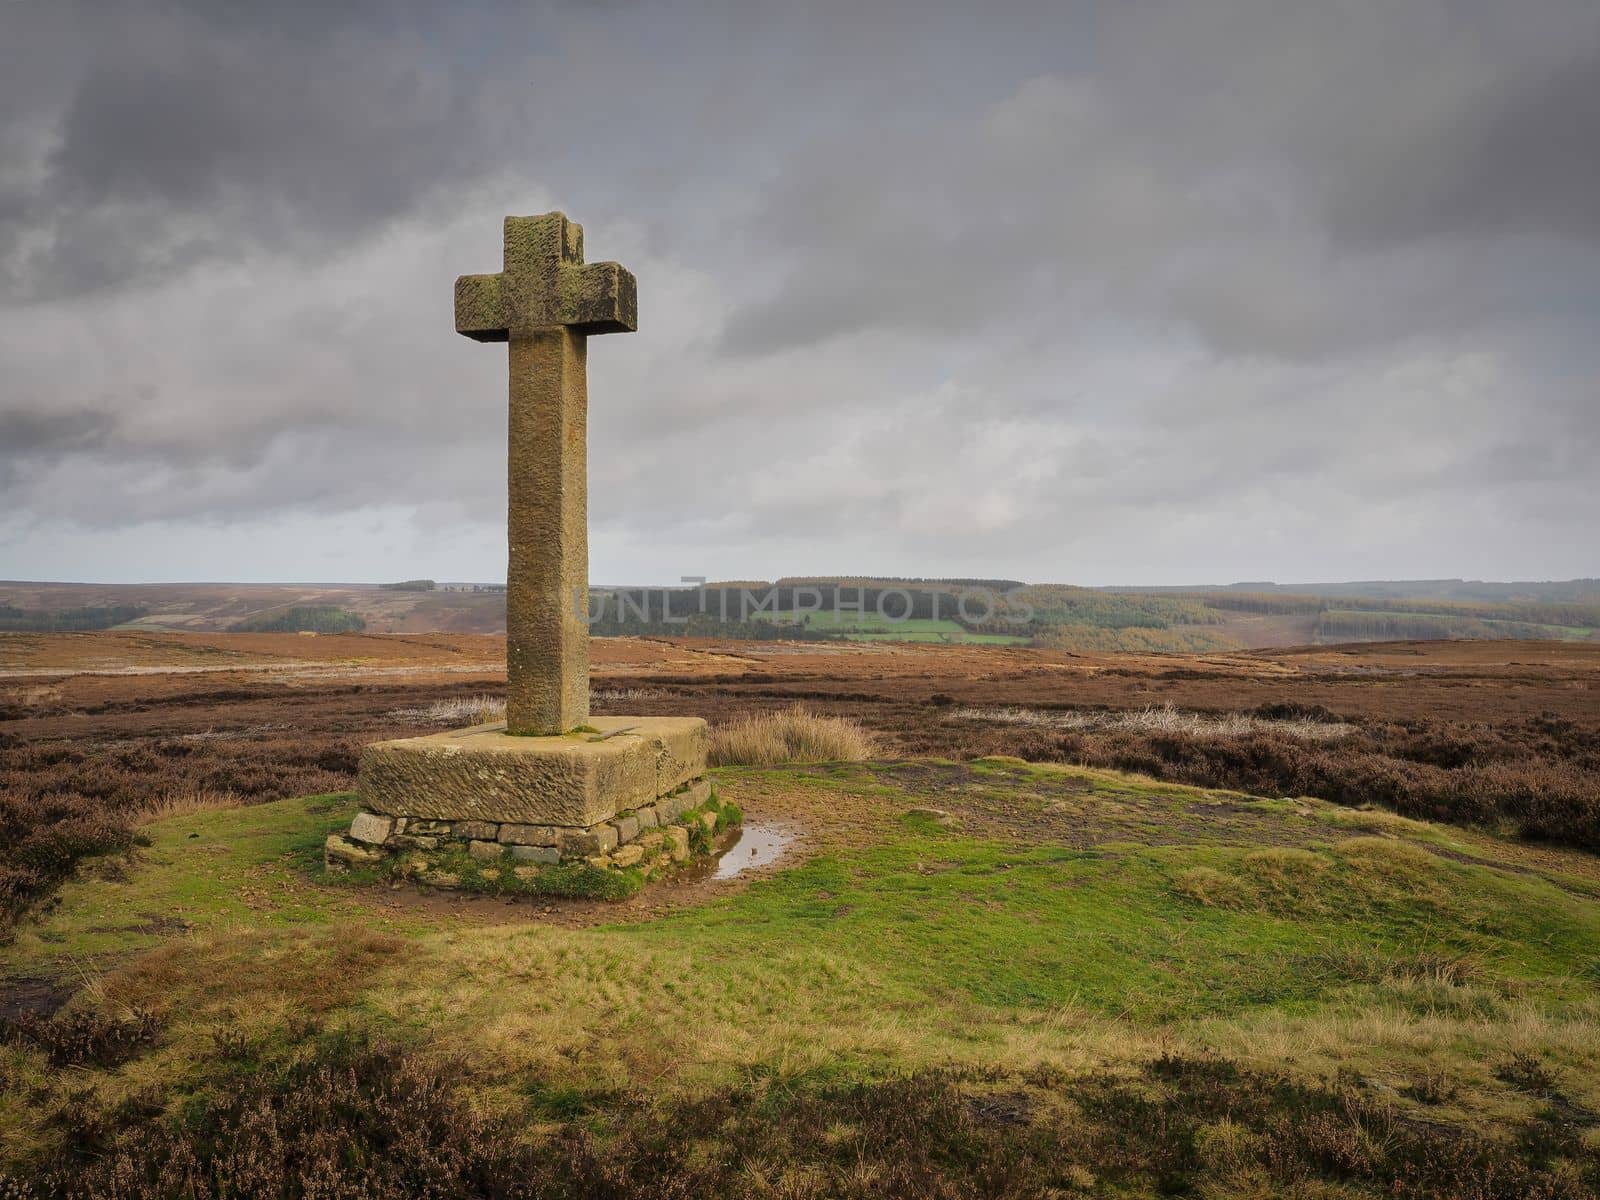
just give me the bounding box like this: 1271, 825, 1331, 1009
4, 793, 369, 972
634, 820, 1600, 1021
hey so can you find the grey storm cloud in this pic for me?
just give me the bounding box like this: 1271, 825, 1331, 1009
1, 2, 521, 299
1324, 40, 1600, 247
0, 407, 113, 457
0, 0, 1596, 584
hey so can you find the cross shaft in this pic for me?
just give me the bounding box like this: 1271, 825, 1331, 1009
454, 213, 636, 735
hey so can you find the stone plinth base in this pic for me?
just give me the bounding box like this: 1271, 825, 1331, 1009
357, 715, 708, 827
328, 778, 714, 870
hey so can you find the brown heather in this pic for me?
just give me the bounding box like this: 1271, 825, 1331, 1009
4, 1037, 1593, 1199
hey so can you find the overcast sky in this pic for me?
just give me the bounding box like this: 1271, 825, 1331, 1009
2, 0, 1596, 586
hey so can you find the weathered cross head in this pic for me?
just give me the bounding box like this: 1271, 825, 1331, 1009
455, 212, 636, 340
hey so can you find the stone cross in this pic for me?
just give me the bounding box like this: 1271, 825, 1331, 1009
455, 213, 636, 735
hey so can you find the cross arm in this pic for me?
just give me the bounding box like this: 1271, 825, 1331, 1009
559, 261, 637, 335
455, 273, 508, 342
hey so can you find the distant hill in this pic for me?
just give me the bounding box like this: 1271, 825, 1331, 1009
1113, 578, 1600, 603
1, 577, 1594, 649
0, 582, 508, 635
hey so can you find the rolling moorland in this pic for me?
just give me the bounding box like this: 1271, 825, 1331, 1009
5, 576, 1599, 651
1, 630, 1598, 1195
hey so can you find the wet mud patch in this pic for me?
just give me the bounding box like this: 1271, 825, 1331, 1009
85, 913, 193, 937
863, 760, 982, 795
0, 975, 75, 1023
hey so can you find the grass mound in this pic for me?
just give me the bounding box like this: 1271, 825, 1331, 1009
939, 711, 1600, 850
710, 705, 878, 766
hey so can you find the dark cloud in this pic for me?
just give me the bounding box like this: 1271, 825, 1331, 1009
0, 407, 114, 457
1326, 40, 1600, 246
2, 9, 498, 298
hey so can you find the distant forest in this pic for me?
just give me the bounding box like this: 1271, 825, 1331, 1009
230, 606, 367, 634
0, 604, 147, 632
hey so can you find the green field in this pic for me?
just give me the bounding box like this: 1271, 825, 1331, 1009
6, 760, 1599, 1194
745, 608, 1030, 644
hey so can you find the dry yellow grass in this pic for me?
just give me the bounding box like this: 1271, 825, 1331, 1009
956, 702, 1353, 742
137, 785, 242, 824
389, 695, 506, 725
709, 705, 879, 766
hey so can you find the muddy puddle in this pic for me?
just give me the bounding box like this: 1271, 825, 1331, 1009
712, 822, 797, 879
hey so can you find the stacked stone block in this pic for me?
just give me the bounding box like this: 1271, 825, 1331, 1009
325, 779, 714, 876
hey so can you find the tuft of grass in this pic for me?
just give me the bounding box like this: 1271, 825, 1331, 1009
387, 695, 505, 726
1171, 865, 1251, 909
515, 862, 644, 901
709, 705, 879, 766
1297, 945, 1485, 989
136, 785, 241, 824
713, 795, 743, 832
590, 687, 664, 703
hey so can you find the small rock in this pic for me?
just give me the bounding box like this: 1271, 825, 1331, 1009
498, 823, 561, 846
668, 780, 712, 819
394, 834, 440, 851
699, 811, 718, 834
454, 820, 499, 842
561, 825, 618, 858
325, 834, 384, 867
612, 814, 641, 843
513, 865, 542, 881
655, 793, 684, 822
637, 829, 666, 850
468, 839, 505, 862
663, 825, 690, 862
421, 869, 460, 889
509, 844, 560, 865
348, 812, 395, 845
611, 844, 645, 868
636, 805, 659, 829
409, 819, 452, 837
